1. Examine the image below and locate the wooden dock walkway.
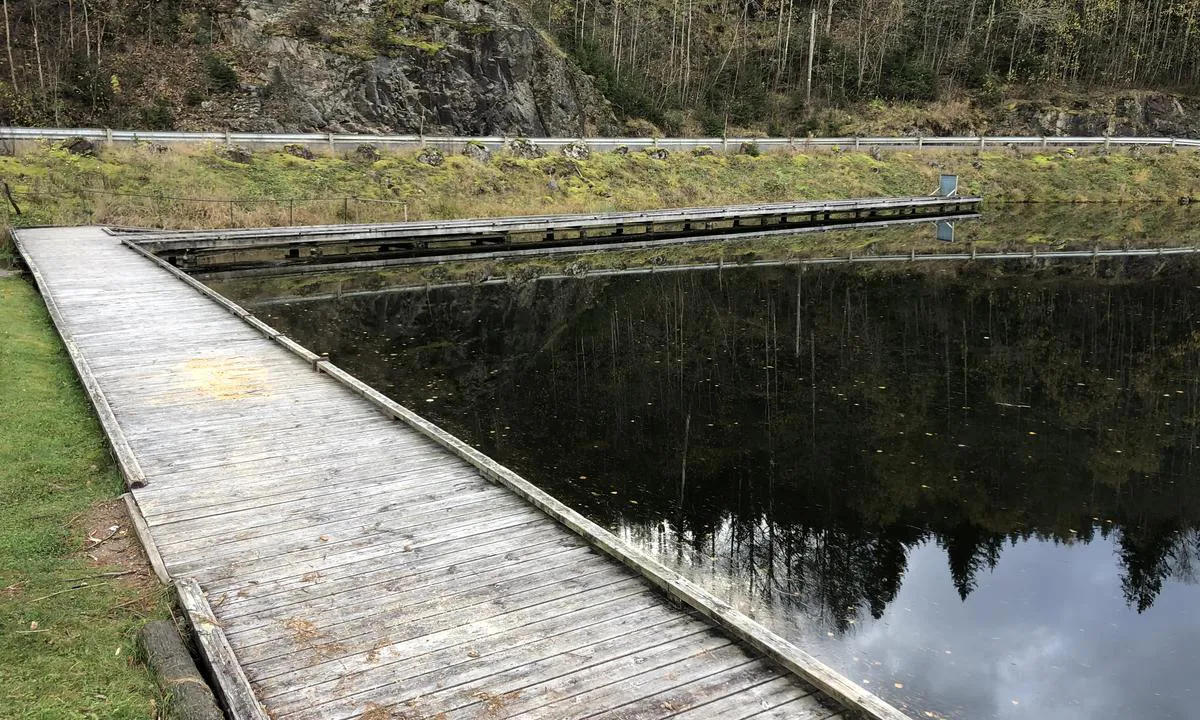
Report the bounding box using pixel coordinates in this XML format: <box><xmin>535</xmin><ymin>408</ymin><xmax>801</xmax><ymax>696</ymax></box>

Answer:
<box><xmin>134</xmin><ymin>196</ymin><xmax>980</xmax><ymax>273</ymax></box>
<box><xmin>15</xmin><ymin>226</ymin><xmax>906</xmax><ymax>720</ymax></box>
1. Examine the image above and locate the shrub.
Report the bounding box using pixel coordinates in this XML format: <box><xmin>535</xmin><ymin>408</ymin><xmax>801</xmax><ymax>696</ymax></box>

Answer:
<box><xmin>140</xmin><ymin>102</ymin><xmax>175</xmax><ymax>130</ymax></box>
<box><xmin>204</xmin><ymin>54</ymin><xmax>239</xmax><ymax>92</ymax></box>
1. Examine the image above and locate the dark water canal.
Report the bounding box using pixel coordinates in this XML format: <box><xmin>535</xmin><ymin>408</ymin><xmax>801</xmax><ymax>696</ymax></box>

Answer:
<box><xmin>231</xmin><ymin>254</ymin><xmax>1200</xmax><ymax>720</ymax></box>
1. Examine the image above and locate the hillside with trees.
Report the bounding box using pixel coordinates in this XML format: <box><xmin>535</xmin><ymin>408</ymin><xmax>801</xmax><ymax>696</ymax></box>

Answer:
<box><xmin>1</xmin><ymin>0</ymin><xmax>1199</xmax><ymax>135</ymax></box>
<box><xmin>538</xmin><ymin>0</ymin><xmax>1200</xmax><ymax>134</ymax></box>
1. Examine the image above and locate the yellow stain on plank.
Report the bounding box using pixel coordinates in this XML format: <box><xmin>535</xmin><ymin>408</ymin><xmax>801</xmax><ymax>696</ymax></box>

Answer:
<box><xmin>174</xmin><ymin>356</ymin><xmax>270</xmax><ymax>401</ymax></box>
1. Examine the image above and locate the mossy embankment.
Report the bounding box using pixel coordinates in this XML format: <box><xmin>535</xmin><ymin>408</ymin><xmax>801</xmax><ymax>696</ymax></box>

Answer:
<box><xmin>1</xmin><ymin>142</ymin><xmax>1198</xmax><ymax>236</ymax></box>
<box><xmin>0</xmin><ymin>276</ymin><xmax>170</xmax><ymax>719</ymax></box>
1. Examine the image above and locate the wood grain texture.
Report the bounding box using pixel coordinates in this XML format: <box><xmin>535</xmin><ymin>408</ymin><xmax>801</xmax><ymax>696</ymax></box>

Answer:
<box><xmin>14</xmin><ymin>226</ymin><xmax>899</xmax><ymax>720</ymax></box>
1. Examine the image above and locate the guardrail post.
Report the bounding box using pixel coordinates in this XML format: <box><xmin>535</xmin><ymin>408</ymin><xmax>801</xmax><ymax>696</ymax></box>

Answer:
<box><xmin>105</xmin><ymin>127</ymin><xmax>113</xmax><ymax>147</ymax></box>
<box><xmin>225</xmin><ymin>130</ymin><xmax>232</xmax><ymax>145</ymax></box>
<box><xmin>1104</xmin><ymin>135</ymin><xmax>1111</xmax><ymax>149</ymax></box>
<box><xmin>1041</xmin><ymin>136</ymin><xmax>1047</xmax><ymax>148</ymax></box>
<box><xmin>979</xmin><ymin>137</ymin><xmax>985</xmax><ymax>149</ymax></box>
<box><xmin>1172</xmin><ymin>138</ymin><xmax>1178</xmax><ymax>148</ymax></box>
<box><xmin>853</xmin><ymin>136</ymin><xmax>860</xmax><ymax>150</ymax></box>
<box><xmin>917</xmin><ymin>136</ymin><xmax>924</xmax><ymax>148</ymax></box>
<box><xmin>789</xmin><ymin>137</ymin><xmax>795</xmax><ymax>152</ymax></box>
<box><xmin>328</xmin><ymin>132</ymin><xmax>335</xmax><ymax>155</ymax></box>
<box><xmin>722</xmin><ymin>136</ymin><xmax>728</xmax><ymax>154</ymax></box>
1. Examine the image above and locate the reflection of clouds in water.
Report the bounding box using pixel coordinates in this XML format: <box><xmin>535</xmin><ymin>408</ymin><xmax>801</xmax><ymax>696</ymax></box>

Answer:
<box><xmin>837</xmin><ymin>539</ymin><xmax>1200</xmax><ymax>719</ymax></box>
<box><xmin>625</xmin><ymin>522</ymin><xmax>1200</xmax><ymax>719</ymax></box>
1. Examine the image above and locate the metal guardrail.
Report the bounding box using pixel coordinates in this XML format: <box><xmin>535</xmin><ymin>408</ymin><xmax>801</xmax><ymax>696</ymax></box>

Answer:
<box><xmin>3</xmin><ymin>127</ymin><xmax>1199</xmax><ymax>153</ymax></box>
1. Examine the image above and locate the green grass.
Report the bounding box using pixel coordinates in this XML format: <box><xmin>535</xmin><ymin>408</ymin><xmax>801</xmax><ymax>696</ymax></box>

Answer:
<box><xmin>2</xmin><ymin>143</ymin><xmax>1198</xmax><ymax>231</ymax></box>
<box><xmin>0</xmin><ymin>276</ymin><xmax>168</xmax><ymax>719</ymax></box>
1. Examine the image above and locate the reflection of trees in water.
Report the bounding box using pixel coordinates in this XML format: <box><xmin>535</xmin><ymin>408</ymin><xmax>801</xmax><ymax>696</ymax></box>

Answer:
<box><xmin>254</xmin><ymin>259</ymin><xmax>1200</xmax><ymax>624</ymax></box>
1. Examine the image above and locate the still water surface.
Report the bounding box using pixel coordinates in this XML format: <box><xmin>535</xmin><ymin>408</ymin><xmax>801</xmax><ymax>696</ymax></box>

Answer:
<box><xmin>232</xmin><ymin>254</ymin><xmax>1200</xmax><ymax>719</ymax></box>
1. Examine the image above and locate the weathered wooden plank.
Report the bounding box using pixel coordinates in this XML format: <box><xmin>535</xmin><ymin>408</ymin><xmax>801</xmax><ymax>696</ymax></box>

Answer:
<box><xmin>211</xmin><ymin>524</ymin><xmax>571</xmax><ymax>622</ymax></box>
<box><xmin>440</xmin><ymin>632</ymin><xmax>744</xmax><ymax>719</ymax></box>
<box><xmin>258</xmin><ymin>576</ymin><xmax>648</xmax><ymax>710</ymax></box>
<box><xmin>142</xmin><ymin>457</ymin><xmax>469</xmax><ymax>522</ymax></box>
<box><xmin>285</xmin><ymin>612</ymin><xmax>709</xmax><ymax>720</ymax></box>
<box><xmin>122</xmin><ymin>492</ymin><xmax>171</xmax><ymax>584</ymax></box>
<box><xmin>219</xmin><ymin>533</ymin><xmax>585</xmax><ymax>636</ymax></box>
<box><xmin>669</xmin><ymin>676</ymin><xmax>818</xmax><ymax>719</ymax></box>
<box><xmin>176</xmin><ymin>578</ymin><xmax>270</xmax><ymax>720</ymax></box>
<box><xmin>747</xmin><ymin>697</ymin><xmax>843</xmax><ymax>719</ymax></box>
<box><xmin>583</xmin><ymin>660</ymin><xmax>790</xmax><ymax>720</ymax></box>
<box><xmin>171</xmin><ymin>508</ymin><xmax>547</xmax><ymax>584</ymax></box>
<box><xmin>147</xmin><ymin>469</ymin><xmax>480</xmax><ymax>544</ymax></box>
<box><xmin>269</xmin><ymin>591</ymin><xmax>677</xmax><ymax>718</ymax></box>
<box><xmin>136</xmin><ymin>452</ymin><xmax>464</xmax><ymax>517</ymax></box>
<box><xmin>152</xmin><ymin>476</ymin><xmax>502</xmax><ymax>553</ymax></box>
<box><xmin>161</xmin><ymin>494</ymin><xmax>537</xmax><ymax>580</ymax></box>
<box><xmin>234</xmin><ymin>546</ymin><xmax>606</xmax><ymax>666</ymax></box>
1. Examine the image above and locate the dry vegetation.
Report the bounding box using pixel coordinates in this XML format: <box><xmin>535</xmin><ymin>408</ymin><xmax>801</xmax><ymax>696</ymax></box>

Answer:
<box><xmin>1</xmin><ymin>140</ymin><xmax>1198</xmax><ymax>238</ymax></box>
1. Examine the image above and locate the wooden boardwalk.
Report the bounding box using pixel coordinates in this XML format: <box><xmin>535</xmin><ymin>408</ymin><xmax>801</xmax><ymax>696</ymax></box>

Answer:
<box><xmin>135</xmin><ymin>195</ymin><xmax>980</xmax><ymax>274</ymax></box>
<box><xmin>15</xmin><ymin>226</ymin><xmax>901</xmax><ymax>720</ymax></box>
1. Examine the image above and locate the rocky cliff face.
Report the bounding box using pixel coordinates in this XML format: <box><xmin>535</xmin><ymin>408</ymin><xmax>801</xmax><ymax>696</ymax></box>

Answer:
<box><xmin>992</xmin><ymin>93</ymin><xmax>1200</xmax><ymax>137</ymax></box>
<box><xmin>210</xmin><ymin>0</ymin><xmax>617</xmax><ymax>135</ymax></box>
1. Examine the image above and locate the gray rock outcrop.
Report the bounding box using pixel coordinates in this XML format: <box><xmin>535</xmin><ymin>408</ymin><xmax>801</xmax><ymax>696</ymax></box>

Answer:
<box><xmin>221</xmin><ymin>0</ymin><xmax>617</xmax><ymax>136</ymax></box>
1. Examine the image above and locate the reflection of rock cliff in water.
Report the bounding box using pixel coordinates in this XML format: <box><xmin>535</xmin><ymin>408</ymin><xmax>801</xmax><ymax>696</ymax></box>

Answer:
<box><xmin>221</xmin><ymin>0</ymin><xmax>617</xmax><ymax>135</ymax></box>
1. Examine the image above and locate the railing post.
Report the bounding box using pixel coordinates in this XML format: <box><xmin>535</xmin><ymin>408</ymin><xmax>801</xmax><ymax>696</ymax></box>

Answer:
<box><xmin>1041</xmin><ymin>136</ymin><xmax>1047</xmax><ymax>148</ymax></box>
<box><xmin>1105</xmin><ymin>135</ymin><xmax>1111</xmax><ymax>149</ymax></box>
<box><xmin>979</xmin><ymin>136</ymin><xmax>985</xmax><ymax>149</ymax></box>
<box><xmin>105</xmin><ymin>127</ymin><xmax>114</xmax><ymax>147</ymax></box>
<box><xmin>328</xmin><ymin>132</ymin><xmax>335</xmax><ymax>155</ymax></box>
<box><xmin>917</xmin><ymin>136</ymin><xmax>924</xmax><ymax>148</ymax></box>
